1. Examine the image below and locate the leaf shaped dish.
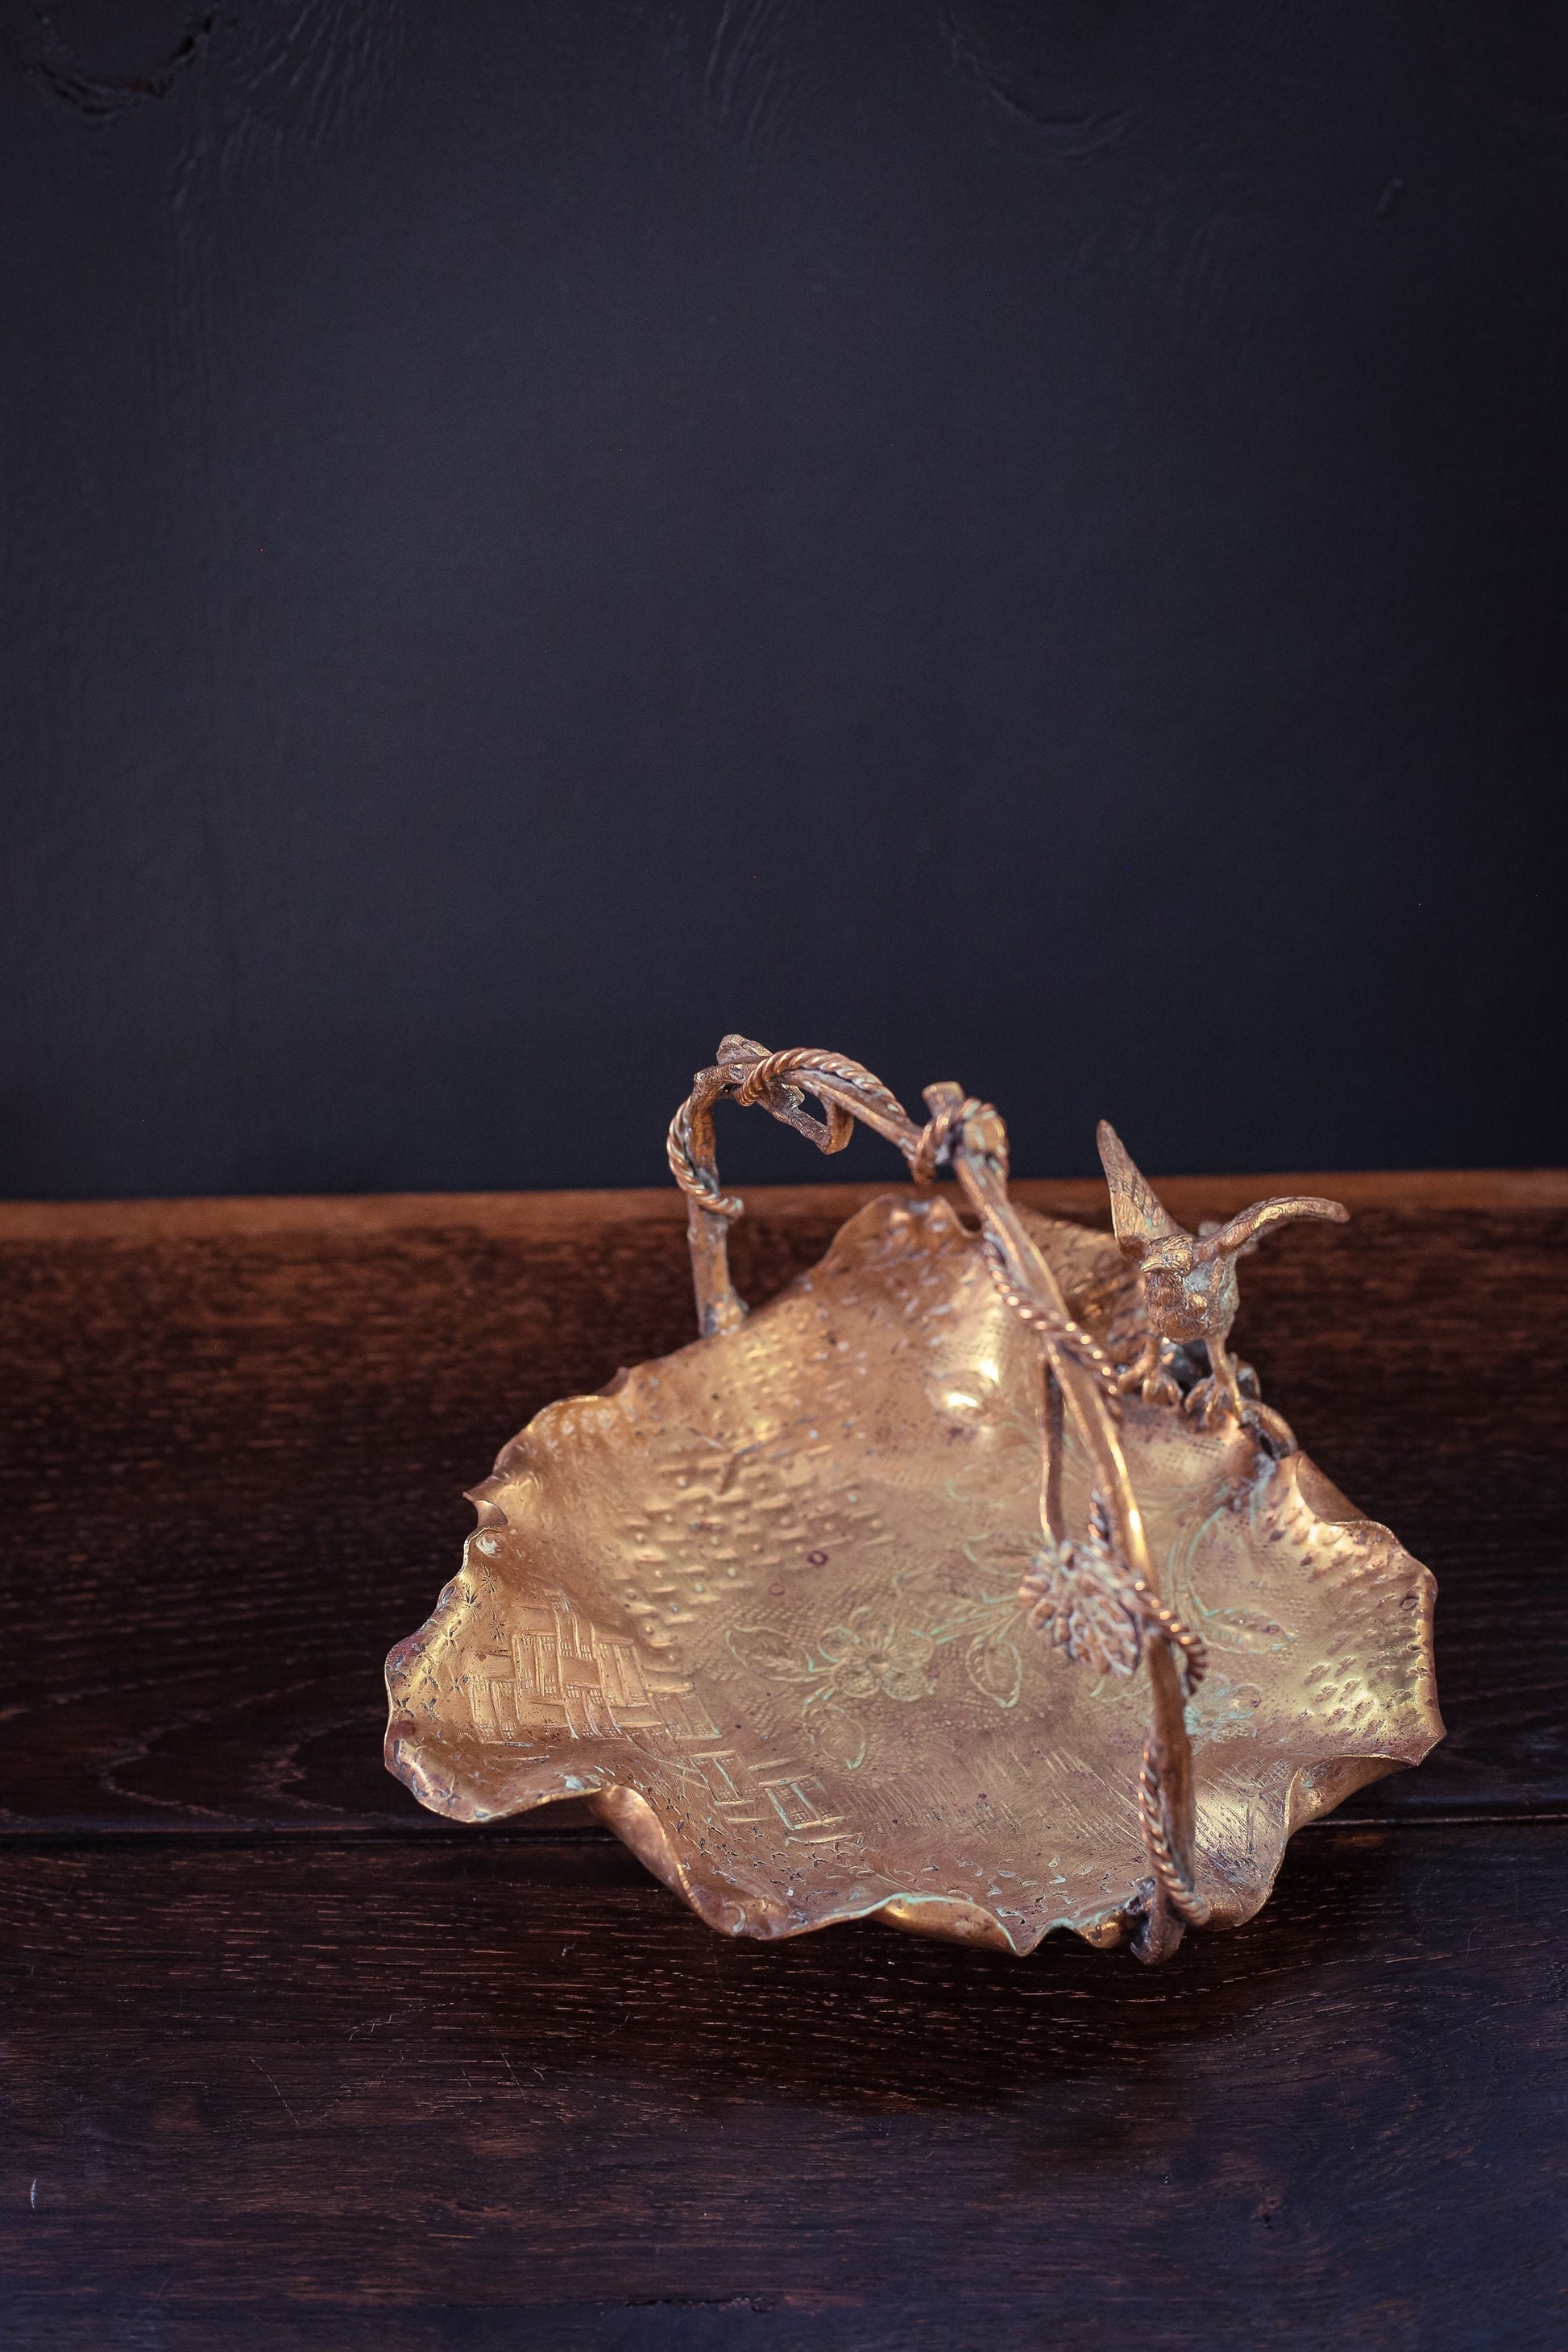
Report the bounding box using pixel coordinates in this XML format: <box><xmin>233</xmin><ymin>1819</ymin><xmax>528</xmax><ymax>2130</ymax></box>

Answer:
<box><xmin>386</xmin><ymin>1046</ymin><xmax>1441</xmax><ymax>1960</ymax></box>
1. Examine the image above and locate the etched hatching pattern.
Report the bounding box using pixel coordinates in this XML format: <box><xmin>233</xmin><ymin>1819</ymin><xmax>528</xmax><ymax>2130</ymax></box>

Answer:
<box><xmin>388</xmin><ymin>1551</ymin><xmax>852</xmax><ymax>1865</ymax></box>
<box><xmin>1298</xmin><ymin>1514</ymin><xmax>1436</xmax><ymax>1741</ymax></box>
<box><xmin>387</xmin><ymin>1194</ymin><xmax>1441</xmax><ymax>1948</ymax></box>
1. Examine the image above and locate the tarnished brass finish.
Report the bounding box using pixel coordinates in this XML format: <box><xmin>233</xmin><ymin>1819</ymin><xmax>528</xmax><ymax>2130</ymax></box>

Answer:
<box><xmin>386</xmin><ymin>1040</ymin><xmax>1441</xmax><ymax>1960</ymax></box>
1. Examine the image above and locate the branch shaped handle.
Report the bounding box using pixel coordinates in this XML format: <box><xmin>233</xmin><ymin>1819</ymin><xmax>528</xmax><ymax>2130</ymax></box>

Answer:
<box><xmin>667</xmin><ymin>1036</ymin><xmax>1208</xmax><ymax>1960</ymax></box>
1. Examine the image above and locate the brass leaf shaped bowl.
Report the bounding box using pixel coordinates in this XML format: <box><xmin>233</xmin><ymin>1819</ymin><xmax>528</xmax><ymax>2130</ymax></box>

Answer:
<box><xmin>387</xmin><ymin>1042</ymin><xmax>1441</xmax><ymax>1960</ymax></box>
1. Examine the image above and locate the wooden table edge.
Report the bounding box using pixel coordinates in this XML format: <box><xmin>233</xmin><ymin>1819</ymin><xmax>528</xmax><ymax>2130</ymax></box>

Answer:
<box><xmin>0</xmin><ymin>1167</ymin><xmax>1563</xmax><ymax>1243</ymax></box>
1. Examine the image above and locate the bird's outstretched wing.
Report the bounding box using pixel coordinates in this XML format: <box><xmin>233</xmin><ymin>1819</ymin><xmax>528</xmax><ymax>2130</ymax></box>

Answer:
<box><xmin>1096</xmin><ymin>1121</ymin><xmax>1184</xmax><ymax>1259</ymax></box>
<box><xmin>1209</xmin><ymin>1196</ymin><xmax>1349</xmax><ymax>1258</ymax></box>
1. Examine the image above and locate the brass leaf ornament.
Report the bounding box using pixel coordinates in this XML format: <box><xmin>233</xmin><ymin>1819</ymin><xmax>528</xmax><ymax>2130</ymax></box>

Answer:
<box><xmin>386</xmin><ymin>1040</ymin><xmax>1441</xmax><ymax>1961</ymax></box>
<box><xmin>1019</xmin><ymin>1500</ymin><xmax>1149</xmax><ymax>1680</ymax></box>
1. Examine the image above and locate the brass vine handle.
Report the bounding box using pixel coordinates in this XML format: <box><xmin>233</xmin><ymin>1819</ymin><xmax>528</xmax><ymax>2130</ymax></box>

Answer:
<box><xmin>666</xmin><ymin>1035</ymin><xmax>1209</xmax><ymax>1960</ymax></box>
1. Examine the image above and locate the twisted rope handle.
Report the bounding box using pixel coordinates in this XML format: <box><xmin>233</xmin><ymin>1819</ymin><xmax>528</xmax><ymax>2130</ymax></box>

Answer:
<box><xmin>666</xmin><ymin>1036</ymin><xmax>1205</xmax><ymax>1960</ymax></box>
<box><xmin>666</xmin><ymin>1038</ymin><xmax>913</xmax><ymax>1242</ymax></box>
<box><xmin>981</xmin><ymin>1248</ymin><xmax>1126</xmax><ymax>1404</ymax></box>
<box><xmin>666</xmin><ymin>1099</ymin><xmax>745</xmax><ymax>1224</ymax></box>
<box><xmin>1139</xmin><ymin>1746</ymin><xmax>1212</xmax><ymax>1925</ymax></box>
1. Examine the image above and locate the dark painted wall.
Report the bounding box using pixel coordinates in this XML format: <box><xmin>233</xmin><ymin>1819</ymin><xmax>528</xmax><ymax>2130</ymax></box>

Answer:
<box><xmin>3</xmin><ymin>2</ymin><xmax>1565</xmax><ymax>1199</ymax></box>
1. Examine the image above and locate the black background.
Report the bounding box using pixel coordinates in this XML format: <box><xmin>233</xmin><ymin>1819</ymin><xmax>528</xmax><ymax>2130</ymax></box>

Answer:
<box><xmin>3</xmin><ymin>1</ymin><xmax>1565</xmax><ymax>1201</ymax></box>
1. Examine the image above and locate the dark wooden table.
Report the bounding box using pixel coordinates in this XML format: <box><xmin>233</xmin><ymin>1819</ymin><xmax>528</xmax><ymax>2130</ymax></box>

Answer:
<box><xmin>1</xmin><ymin>1173</ymin><xmax>1564</xmax><ymax>2350</ymax></box>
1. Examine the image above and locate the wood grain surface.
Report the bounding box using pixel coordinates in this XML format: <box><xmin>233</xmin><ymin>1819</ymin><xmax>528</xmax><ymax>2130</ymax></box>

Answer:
<box><xmin>2</xmin><ymin>1826</ymin><xmax>1563</xmax><ymax>2350</ymax></box>
<box><xmin>1</xmin><ymin>1178</ymin><xmax>1564</xmax><ymax>2346</ymax></box>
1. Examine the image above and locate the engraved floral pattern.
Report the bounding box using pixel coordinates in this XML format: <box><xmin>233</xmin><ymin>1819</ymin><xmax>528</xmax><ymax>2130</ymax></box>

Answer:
<box><xmin>727</xmin><ymin>1592</ymin><xmax>1031</xmax><ymax>1769</ymax></box>
<box><xmin>1184</xmin><ymin>1673</ymin><xmax>1264</xmax><ymax>1741</ymax></box>
<box><xmin>1168</xmin><ymin>1483</ymin><xmax>1300</xmax><ymax>1656</ymax></box>
<box><xmin>816</xmin><ymin>1618</ymin><xmax>936</xmax><ymax>1703</ymax></box>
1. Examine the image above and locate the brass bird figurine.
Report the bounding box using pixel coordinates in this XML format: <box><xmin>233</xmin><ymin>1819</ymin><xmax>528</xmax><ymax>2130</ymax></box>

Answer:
<box><xmin>1097</xmin><ymin>1122</ymin><xmax>1349</xmax><ymax>1428</ymax></box>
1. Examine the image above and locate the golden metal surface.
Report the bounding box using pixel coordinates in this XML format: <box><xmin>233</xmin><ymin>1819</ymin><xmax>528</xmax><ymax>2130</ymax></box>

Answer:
<box><xmin>386</xmin><ymin>1042</ymin><xmax>1441</xmax><ymax>1960</ymax></box>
